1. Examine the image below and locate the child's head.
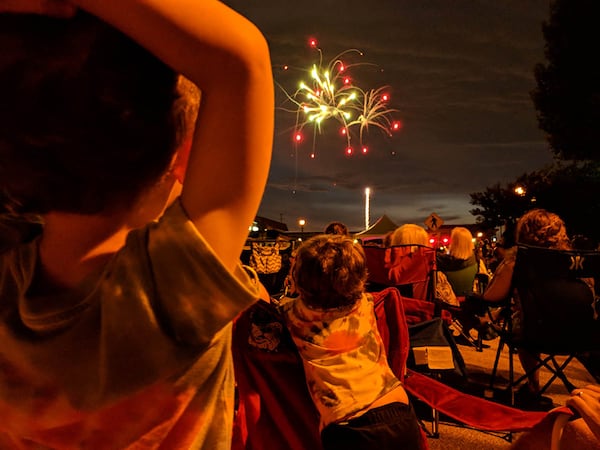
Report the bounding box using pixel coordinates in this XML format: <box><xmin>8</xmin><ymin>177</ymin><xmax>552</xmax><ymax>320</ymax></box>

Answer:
<box><xmin>323</xmin><ymin>221</ymin><xmax>349</xmax><ymax>236</ymax></box>
<box><xmin>292</xmin><ymin>234</ymin><xmax>367</xmax><ymax>310</ymax></box>
<box><xmin>0</xmin><ymin>12</ymin><xmax>199</xmax><ymax>215</ymax></box>
<box><xmin>448</xmin><ymin>227</ymin><xmax>474</xmax><ymax>259</ymax></box>
<box><xmin>516</xmin><ymin>209</ymin><xmax>570</xmax><ymax>250</ymax></box>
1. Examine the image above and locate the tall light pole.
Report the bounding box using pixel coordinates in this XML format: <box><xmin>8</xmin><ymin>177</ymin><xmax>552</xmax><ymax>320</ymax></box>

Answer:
<box><xmin>364</xmin><ymin>187</ymin><xmax>371</xmax><ymax>230</ymax></box>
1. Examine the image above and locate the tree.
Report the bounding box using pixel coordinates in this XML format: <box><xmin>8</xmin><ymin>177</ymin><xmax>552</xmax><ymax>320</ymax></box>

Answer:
<box><xmin>470</xmin><ymin>163</ymin><xmax>600</xmax><ymax>245</ymax></box>
<box><xmin>531</xmin><ymin>0</ymin><xmax>600</xmax><ymax>162</ymax></box>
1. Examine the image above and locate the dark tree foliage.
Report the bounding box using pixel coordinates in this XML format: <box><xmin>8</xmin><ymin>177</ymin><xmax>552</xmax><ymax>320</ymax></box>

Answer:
<box><xmin>470</xmin><ymin>163</ymin><xmax>600</xmax><ymax>246</ymax></box>
<box><xmin>531</xmin><ymin>0</ymin><xmax>600</xmax><ymax>162</ymax></box>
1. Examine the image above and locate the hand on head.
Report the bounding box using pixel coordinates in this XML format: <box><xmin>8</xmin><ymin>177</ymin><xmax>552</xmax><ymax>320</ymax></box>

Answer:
<box><xmin>0</xmin><ymin>0</ymin><xmax>76</xmax><ymax>17</ymax></box>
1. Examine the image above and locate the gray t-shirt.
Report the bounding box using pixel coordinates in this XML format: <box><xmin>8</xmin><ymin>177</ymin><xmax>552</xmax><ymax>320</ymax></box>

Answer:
<box><xmin>0</xmin><ymin>198</ymin><xmax>258</xmax><ymax>449</ymax></box>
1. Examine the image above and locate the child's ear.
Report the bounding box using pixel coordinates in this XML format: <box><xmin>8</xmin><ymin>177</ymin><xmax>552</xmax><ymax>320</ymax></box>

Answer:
<box><xmin>172</xmin><ymin>138</ymin><xmax>192</xmax><ymax>183</ymax></box>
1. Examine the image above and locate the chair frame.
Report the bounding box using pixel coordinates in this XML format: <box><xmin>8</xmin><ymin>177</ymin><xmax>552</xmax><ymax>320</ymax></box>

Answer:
<box><xmin>488</xmin><ymin>244</ymin><xmax>600</xmax><ymax>405</ymax></box>
<box><xmin>363</xmin><ymin>244</ymin><xmax>438</xmax><ymax>301</ymax></box>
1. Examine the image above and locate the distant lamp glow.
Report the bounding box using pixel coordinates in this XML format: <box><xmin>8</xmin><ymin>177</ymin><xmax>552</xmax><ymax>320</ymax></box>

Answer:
<box><xmin>514</xmin><ymin>186</ymin><xmax>526</xmax><ymax>196</ymax></box>
<box><xmin>298</xmin><ymin>218</ymin><xmax>306</xmax><ymax>233</ymax></box>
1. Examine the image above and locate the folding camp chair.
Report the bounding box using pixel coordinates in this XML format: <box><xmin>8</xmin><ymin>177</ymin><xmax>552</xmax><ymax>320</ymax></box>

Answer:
<box><xmin>364</xmin><ymin>244</ymin><xmax>485</xmax><ymax>351</ymax></box>
<box><xmin>231</xmin><ymin>287</ymin><xmax>429</xmax><ymax>450</ymax></box>
<box><xmin>231</xmin><ymin>286</ymin><xmax>575</xmax><ymax>449</ymax></box>
<box><xmin>489</xmin><ymin>244</ymin><xmax>600</xmax><ymax>406</ymax></box>
<box><xmin>363</xmin><ymin>244</ymin><xmax>437</xmax><ymax>301</ymax></box>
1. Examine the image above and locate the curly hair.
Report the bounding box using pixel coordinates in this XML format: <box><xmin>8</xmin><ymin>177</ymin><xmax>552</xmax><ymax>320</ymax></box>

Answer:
<box><xmin>0</xmin><ymin>11</ymin><xmax>199</xmax><ymax>215</ymax></box>
<box><xmin>516</xmin><ymin>209</ymin><xmax>570</xmax><ymax>250</ymax></box>
<box><xmin>292</xmin><ymin>234</ymin><xmax>367</xmax><ymax>310</ymax></box>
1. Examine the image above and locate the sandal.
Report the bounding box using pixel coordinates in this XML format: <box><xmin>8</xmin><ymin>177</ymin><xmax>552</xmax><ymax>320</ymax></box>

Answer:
<box><xmin>477</xmin><ymin>323</ymin><xmax>499</xmax><ymax>341</ymax></box>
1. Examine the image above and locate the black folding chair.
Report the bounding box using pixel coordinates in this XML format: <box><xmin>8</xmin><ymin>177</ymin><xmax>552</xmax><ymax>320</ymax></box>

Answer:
<box><xmin>489</xmin><ymin>244</ymin><xmax>600</xmax><ymax>405</ymax></box>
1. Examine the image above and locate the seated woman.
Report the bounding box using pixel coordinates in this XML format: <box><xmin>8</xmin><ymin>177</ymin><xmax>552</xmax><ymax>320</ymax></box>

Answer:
<box><xmin>437</xmin><ymin>227</ymin><xmax>482</xmax><ymax>296</ymax></box>
<box><xmin>386</xmin><ymin>224</ymin><xmax>432</xmax><ymax>299</ymax></box>
<box><xmin>466</xmin><ymin>209</ymin><xmax>583</xmax><ymax>408</ymax></box>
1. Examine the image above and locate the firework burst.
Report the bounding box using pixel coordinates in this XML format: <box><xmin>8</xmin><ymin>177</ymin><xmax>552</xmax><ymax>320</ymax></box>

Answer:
<box><xmin>277</xmin><ymin>38</ymin><xmax>402</xmax><ymax>158</ymax></box>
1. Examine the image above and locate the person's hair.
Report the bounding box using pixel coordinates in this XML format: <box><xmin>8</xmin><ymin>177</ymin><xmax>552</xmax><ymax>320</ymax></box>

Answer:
<box><xmin>516</xmin><ymin>209</ymin><xmax>570</xmax><ymax>250</ymax></box>
<box><xmin>389</xmin><ymin>224</ymin><xmax>429</xmax><ymax>247</ymax></box>
<box><xmin>292</xmin><ymin>234</ymin><xmax>367</xmax><ymax>310</ymax></box>
<box><xmin>0</xmin><ymin>11</ymin><xmax>200</xmax><ymax>215</ymax></box>
<box><xmin>498</xmin><ymin>221</ymin><xmax>517</xmax><ymax>249</ymax></box>
<box><xmin>324</xmin><ymin>221</ymin><xmax>349</xmax><ymax>236</ymax></box>
<box><xmin>448</xmin><ymin>227</ymin><xmax>474</xmax><ymax>260</ymax></box>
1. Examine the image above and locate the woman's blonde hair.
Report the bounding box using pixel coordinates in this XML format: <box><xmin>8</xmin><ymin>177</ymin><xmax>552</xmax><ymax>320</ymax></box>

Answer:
<box><xmin>389</xmin><ymin>224</ymin><xmax>429</xmax><ymax>247</ymax></box>
<box><xmin>516</xmin><ymin>209</ymin><xmax>570</xmax><ymax>250</ymax></box>
<box><xmin>448</xmin><ymin>227</ymin><xmax>474</xmax><ymax>260</ymax></box>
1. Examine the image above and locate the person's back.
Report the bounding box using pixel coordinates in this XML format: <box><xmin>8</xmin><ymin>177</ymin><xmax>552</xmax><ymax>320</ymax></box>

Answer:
<box><xmin>437</xmin><ymin>227</ymin><xmax>478</xmax><ymax>296</ymax></box>
<box><xmin>280</xmin><ymin>234</ymin><xmax>422</xmax><ymax>450</ymax></box>
<box><xmin>0</xmin><ymin>2</ymin><xmax>273</xmax><ymax>448</ymax></box>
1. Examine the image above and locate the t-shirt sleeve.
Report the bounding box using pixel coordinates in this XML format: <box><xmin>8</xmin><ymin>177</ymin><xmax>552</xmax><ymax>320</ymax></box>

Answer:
<box><xmin>146</xmin><ymin>198</ymin><xmax>260</xmax><ymax>346</ymax></box>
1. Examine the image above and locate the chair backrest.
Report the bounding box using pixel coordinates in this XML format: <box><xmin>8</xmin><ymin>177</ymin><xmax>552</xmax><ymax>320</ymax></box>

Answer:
<box><xmin>512</xmin><ymin>244</ymin><xmax>600</xmax><ymax>353</ymax></box>
<box><xmin>364</xmin><ymin>245</ymin><xmax>437</xmax><ymax>300</ymax></box>
<box><xmin>442</xmin><ymin>262</ymin><xmax>478</xmax><ymax>297</ymax></box>
<box><xmin>231</xmin><ymin>287</ymin><xmax>416</xmax><ymax>450</ymax></box>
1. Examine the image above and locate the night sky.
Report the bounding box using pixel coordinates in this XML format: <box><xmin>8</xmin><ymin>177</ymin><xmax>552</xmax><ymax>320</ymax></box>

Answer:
<box><xmin>223</xmin><ymin>0</ymin><xmax>554</xmax><ymax>232</ymax></box>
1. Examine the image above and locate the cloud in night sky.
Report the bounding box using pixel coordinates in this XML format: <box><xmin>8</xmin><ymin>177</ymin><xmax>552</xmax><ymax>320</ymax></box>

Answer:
<box><xmin>223</xmin><ymin>0</ymin><xmax>555</xmax><ymax>232</ymax></box>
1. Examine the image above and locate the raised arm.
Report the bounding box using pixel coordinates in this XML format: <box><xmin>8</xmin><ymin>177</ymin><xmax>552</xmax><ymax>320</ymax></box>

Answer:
<box><xmin>75</xmin><ymin>0</ymin><xmax>274</xmax><ymax>270</ymax></box>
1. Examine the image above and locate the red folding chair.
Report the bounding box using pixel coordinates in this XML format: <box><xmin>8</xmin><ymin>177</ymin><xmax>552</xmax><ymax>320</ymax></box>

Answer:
<box><xmin>364</xmin><ymin>245</ymin><xmax>437</xmax><ymax>301</ymax></box>
<box><xmin>231</xmin><ymin>287</ymin><xmax>429</xmax><ymax>450</ymax></box>
<box><xmin>231</xmin><ymin>287</ymin><xmax>573</xmax><ymax>449</ymax></box>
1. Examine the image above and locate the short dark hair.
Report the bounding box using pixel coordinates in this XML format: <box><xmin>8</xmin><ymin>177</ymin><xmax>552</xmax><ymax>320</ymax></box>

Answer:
<box><xmin>0</xmin><ymin>11</ymin><xmax>199</xmax><ymax>214</ymax></box>
<box><xmin>324</xmin><ymin>221</ymin><xmax>349</xmax><ymax>236</ymax></box>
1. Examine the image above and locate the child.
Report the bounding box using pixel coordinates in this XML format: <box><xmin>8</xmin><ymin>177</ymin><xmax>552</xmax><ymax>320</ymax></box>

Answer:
<box><xmin>280</xmin><ymin>234</ymin><xmax>422</xmax><ymax>450</ymax></box>
<box><xmin>0</xmin><ymin>1</ymin><xmax>273</xmax><ymax>448</ymax></box>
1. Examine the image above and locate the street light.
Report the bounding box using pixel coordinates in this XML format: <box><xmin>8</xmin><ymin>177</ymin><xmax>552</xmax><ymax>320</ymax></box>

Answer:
<box><xmin>298</xmin><ymin>218</ymin><xmax>306</xmax><ymax>233</ymax></box>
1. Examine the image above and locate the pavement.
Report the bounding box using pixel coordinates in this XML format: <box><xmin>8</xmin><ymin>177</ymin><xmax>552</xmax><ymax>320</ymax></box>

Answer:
<box><xmin>416</xmin><ymin>329</ymin><xmax>597</xmax><ymax>450</ymax></box>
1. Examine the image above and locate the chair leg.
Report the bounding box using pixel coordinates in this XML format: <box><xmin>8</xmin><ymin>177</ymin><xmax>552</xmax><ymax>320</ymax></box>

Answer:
<box><xmin>488</xmin><ymin>316</ymin><xmax>511</xmax><ymax>392</ymax></box>
<box><xmin>509</xmin><ymin>345</ymin><xmax>515</xmax><ymax>407</ymax></box>
<box><xmin>451</xmin><ymin>319</ymin><xmax>482</xmax><ymax>351</ymax></box>
<box><xmin>512</xmin><ymin>353</ymin><xmax>578</xmax><ymax>396</ymax></box>
<box><xmin>488</xmin><ymin>336</ymin><xmax>505</xmax><ymax>390</ymax></box>
<box><xmin>538</xmin><ymin>355</ymin><xmax>577</xmax><ymax>394</ymax></box>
